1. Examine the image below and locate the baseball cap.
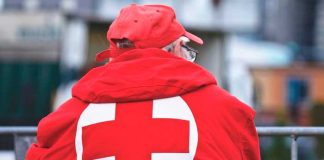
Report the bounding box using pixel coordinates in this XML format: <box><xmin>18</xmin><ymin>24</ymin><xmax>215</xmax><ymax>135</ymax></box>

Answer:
<box><xmin>96</xmin><ymin>4</ymin><xmax>203</xmax><ymax>62</ymax></box>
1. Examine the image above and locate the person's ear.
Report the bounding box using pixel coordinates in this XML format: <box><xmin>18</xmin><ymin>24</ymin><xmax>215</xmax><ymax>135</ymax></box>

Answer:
<box><xmin>173</xmin><ymin>39</ymin><xmax>182</xmax><ymax>57</ymax></box>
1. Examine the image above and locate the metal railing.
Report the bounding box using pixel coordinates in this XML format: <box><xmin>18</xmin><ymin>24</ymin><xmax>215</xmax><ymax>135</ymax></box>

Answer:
<box><xmin>0</xmin><ymin>127</ymin><xmax>37</xmax><ymax>160</ymax></box>
<box><xmin>1</xmin><ymin>126</ymin><xmax>324</xmax><ymax>160</ymax></box>
<box><xmin>257</xmin><ymin>127</ymin><xmax>324</xmax><ymax>160</ymax></box>
<box><xmin>0</xmin><ymin>127</ymin><xmax>37</xmax><ymax>134</ymax></box>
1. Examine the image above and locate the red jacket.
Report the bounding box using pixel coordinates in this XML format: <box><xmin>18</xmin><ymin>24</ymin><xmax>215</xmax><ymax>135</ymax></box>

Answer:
<box><xmin>26</xmin><ymin>48</ymin><xmax>260</xmax><ymax>160</ymax></box>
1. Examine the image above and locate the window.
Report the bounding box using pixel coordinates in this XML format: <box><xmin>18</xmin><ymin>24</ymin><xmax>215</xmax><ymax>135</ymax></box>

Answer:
<box><xmin>39</xmin><ymin>0</ymin><xmax>61</xmax><ymax>10</ymax></box>
<box><xmin>286</xmin><ymin>76</ymin><xmax>309</xmax><ymax>123</ymax></box>
<box><xmin>3</xmin><ymin>0</ymin><xmax>23</xmax><ymax>10</ymax></box>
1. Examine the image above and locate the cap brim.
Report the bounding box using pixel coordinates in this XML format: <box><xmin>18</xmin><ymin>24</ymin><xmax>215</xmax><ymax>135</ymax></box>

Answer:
<box><xmin>184</xmin><ymin>31</ymin><xmax>203</xmax><ymax>45</ymax></box>
<box><xmin>95</xmin><ymin>49</ymin><xmax>111</xmax><ymax>62</ymax></box>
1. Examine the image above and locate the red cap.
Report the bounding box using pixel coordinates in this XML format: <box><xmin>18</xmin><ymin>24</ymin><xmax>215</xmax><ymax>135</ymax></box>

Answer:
<box><xmin>96</xmin><ymin>4</ymin><xmax>203</xmax><ymax>62</ymax></box>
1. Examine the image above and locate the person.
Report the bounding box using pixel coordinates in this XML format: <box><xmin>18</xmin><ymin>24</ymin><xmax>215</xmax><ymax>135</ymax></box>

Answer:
<box><xmin>26</xmin><ymin>4</ymin><xmax>260</xmax><ymax>160</ymax></box>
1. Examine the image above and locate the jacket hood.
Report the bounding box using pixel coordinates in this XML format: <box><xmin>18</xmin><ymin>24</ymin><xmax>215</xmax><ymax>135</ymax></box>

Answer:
<box><xmin>72</xmin><ymin>48</ymin><xmax>217</xmax><ymax>103</ymax></box>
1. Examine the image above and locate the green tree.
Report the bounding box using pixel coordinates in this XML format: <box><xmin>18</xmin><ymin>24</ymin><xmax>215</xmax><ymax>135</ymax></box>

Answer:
<box><xmin>310</xmin><ymin>102</ymin><xmax>324</xmax><ymax>159</ymax></box>
<box><xmin>264</xmin><ymin>118</ymin><xmax>290</xmax><ymax>160</ymax></box>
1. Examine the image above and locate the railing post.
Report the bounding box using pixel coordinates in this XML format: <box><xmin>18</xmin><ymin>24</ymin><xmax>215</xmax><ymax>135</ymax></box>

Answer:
<box><xmin>13</xmin><ymin>133</ymin><xmax>36</xmax><ymax>160</ymax></box>
<box><xmin>291</xmin><ymin>135</ymin><xmax>298</xmax><ymax>160</ymax></box>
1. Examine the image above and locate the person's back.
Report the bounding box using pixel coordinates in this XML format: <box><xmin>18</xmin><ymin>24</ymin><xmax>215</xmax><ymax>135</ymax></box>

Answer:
<box><xmin>26</xmin><ymin>4</ymin><xmax>260</xmax><ymax>160</ymax></box>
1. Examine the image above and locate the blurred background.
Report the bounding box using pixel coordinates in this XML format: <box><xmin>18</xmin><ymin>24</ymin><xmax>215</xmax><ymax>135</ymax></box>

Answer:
<box><xmin>0</xmin><ymin>0</ymin><xmax>324</xmax><ymax>159</ymax></box>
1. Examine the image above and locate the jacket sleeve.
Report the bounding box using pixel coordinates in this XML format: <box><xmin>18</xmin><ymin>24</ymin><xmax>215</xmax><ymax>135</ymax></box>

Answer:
<box><xmin>25</xmin><ymin>97</ymin><xmax>88</xmax><ymax>160</ymax></box>
<box><xmin>240</xmin><ymin>114</ymin><xmax>261</xmax><ymax>160</ymax></box>
<box><xmin>234</xmin><ymin>99</ymin><xmax>261</xmax><ymax>160</ymax></box>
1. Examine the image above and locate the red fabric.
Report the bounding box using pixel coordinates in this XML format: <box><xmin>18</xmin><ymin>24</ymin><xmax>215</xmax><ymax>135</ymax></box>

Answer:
<box><xmin>182</xmin><ymin>85</ymin><xmax>260</xmax><ymax>160</ymax></box>
<box><xmin>75</xmin><ymin>48</ymin><xmax>216</xmax><ymax>103</ymax></box>
<box><xmin>26</xmin><ymin>48</ymin><xmax>260</xmax><ymax>160</ymax></box>
<box><xmin>82</xmin><ymin>101</ymin><xmax>189</xmax><ymax>159</ymax></box>
<box><xmin>26</xmin><ymin>98</ymin><xmax>88</xmax><ymax>160</ymax></box>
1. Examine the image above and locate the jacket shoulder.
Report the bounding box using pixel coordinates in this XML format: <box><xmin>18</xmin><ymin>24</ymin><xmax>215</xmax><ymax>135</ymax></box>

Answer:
<box><xmin>181</xmin><ymin>85</ymin><xmax>260</xmax><ymax>160</ymax></box>
<box><xmin>26</xmin><ymin>97</ymin><xmax>88</xmax><ymax>160</ymax></box>
<box><xmin>182</xmin><ymin>85</ymin><xmax>255</xmax><ymax>119</ymax></box>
